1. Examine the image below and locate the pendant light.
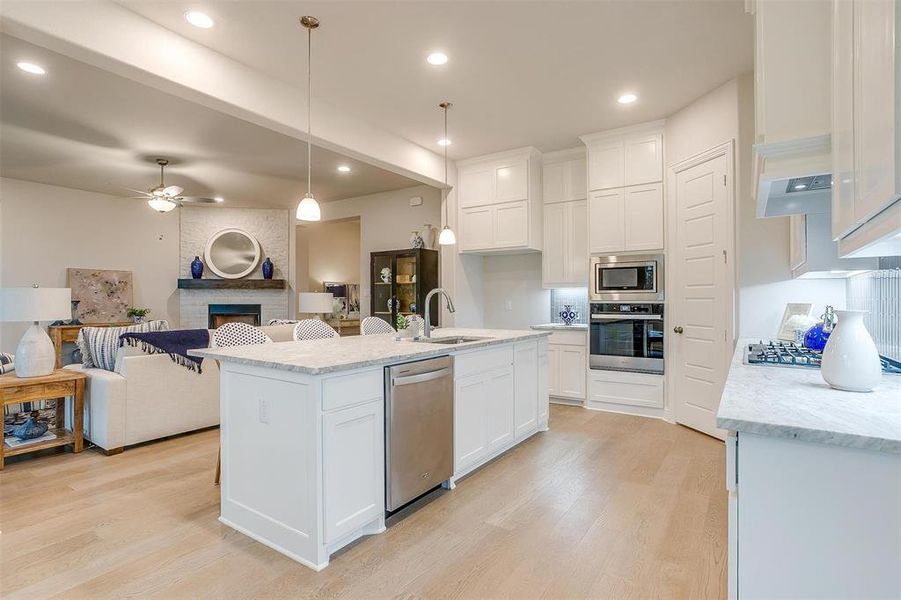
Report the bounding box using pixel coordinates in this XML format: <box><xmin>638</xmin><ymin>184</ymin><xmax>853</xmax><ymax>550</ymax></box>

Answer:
<box><xmin>438</xmin><ymin>101</ymin><xmax>456</xmax><ymax>246</ymax></box>
<box><xmin>296</xmin><ymin>16</ymin><xmax>321</xmax><ymax>222</ymax></box>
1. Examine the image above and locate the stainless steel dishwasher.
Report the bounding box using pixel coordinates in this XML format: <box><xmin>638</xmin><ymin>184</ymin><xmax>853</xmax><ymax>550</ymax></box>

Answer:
<box><xmin>385</xmin><ymin>355</ymin><xmax>454</xmax><ymax>512</ymax></box>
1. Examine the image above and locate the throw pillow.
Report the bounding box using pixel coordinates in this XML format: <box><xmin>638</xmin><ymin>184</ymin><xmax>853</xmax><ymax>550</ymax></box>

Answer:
<box><xmin>0</xmin><ymin>352</ymin><xmax>14</xmax><ymax>374</ymax></box>
<box><xmin>77</xmin><ymin>320</ymin><xmax>169</xmax><ymax>371</ymax></box>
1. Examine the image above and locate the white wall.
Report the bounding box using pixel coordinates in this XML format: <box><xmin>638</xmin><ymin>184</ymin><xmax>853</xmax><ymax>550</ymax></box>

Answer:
<box><xmin>481</xmin><ymin>254</ymin><xmax>550</xmax><ymax>330</ymax></box>
<box><xmin>296</xmin><ymin>218</ymin><xmax>361</xmax><ymax>292</ymax></box>
<box><xmin>318</xmin><ymin>185</ymin><xmax>441</xmax><ymax>318</ymax></box>
<box><xmin>0</xmin><ymin>177</ymin><xmax>179</xmax><ymax>352</ymax></box>
<box><xmin>665</xmin><ymin>76</ymin><xmax>845</xmax><ymax>340</ymax></box>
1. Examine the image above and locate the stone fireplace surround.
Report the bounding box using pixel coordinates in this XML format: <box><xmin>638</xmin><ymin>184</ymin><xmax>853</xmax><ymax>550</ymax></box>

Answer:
<box><xmin>178</xmin><ymin>207</ymin><xmax>290</xmax><ymax>329</ymax></box>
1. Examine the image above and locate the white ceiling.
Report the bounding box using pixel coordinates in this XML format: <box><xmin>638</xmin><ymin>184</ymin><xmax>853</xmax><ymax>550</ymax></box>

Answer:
<box><xmin>121</xmin><ymin>0</ymin><xmax>754</xmax><ymax>159</ymax></box>
<box><xmin>0</xmin><ymin>34</ymin><xmax>423</xmax><ymax>208</ymax></box>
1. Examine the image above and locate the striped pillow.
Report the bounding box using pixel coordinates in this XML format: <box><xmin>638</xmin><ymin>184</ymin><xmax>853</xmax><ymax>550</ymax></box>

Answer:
<box><xmin>0</xmin><ymin>352</ymin><xmax>14</xmax><ymax>374</ymax></box>
<box><xmin>77</xmin><ymin>320</ymin><xmax>169</xmax><ymax>371</ymax></box>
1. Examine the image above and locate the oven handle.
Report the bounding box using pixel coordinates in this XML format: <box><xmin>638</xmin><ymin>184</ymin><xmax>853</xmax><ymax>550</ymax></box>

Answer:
<box><xmin>591</xmin><ymin>314</ymin><xmax>663</xmax><ymax>321</ymax></box>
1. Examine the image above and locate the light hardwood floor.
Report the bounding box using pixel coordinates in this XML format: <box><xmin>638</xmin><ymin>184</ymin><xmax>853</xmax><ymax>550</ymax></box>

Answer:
<box><xmin>0</xmin><ymin>405</ymin><xmax>727</xmax><ymax>599</ymax></box>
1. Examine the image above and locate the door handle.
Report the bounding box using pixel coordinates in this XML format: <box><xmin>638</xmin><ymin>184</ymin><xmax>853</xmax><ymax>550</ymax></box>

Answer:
<box><xmin>392</xmin><ymin>368</ymin><xmax>451</xmax><ymax>387</ymax></box>
<box><xmin>673</xmin><ymin>326</ymin><xmax>684</xmax><ymax>334</ymax></box>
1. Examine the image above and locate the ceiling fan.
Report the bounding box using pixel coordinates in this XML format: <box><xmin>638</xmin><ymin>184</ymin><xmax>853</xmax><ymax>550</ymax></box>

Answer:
<box><xmin>128</xmin><ymin>158</ymin><xmax>222</xmax><ymax>213</ymax></box>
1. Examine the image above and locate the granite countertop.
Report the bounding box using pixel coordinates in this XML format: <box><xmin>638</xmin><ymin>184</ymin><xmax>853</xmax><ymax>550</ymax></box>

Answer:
<box><xmin>716</xmin><ymin>339</ymin><xmax>901</xmax><ymax>454</ymax></box>
<box><xmin>531</xmin><ymin>323</ymin><xmax>589</xmax><ymax>331</ymax></box>
<box><xmin>190</xmin><ymin>328</ymin><xmax>551</xmax><ymax>376</ymax></box>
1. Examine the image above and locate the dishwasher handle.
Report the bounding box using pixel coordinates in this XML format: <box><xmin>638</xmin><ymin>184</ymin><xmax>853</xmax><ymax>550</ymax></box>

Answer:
<box><xmin>392</xmin><ymin>367</ymin><xmax>451</xmax><ymax>387</ymax></box>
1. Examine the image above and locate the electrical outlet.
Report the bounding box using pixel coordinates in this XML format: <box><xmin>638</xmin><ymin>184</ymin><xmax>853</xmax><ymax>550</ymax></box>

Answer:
<box><xmin>259</xmin><ymin>398</ymin><xmax>270</xmax><ymax>424</ymax></box>
<box><xmin>409</xmin><ymin>196</ymin><xmax>423</xmax><ymax>206</ymax></box>
<box><xmin>505</xmin><ymin>299</ymin><xmax>513</xmax><ymax>311</ymax></box>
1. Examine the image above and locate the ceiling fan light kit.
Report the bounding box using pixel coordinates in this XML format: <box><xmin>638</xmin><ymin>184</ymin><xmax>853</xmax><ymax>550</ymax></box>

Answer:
<box><xmin>296</xmin><ymin>15</ymin><xmax>322</xmax><ymax>222</ymax></box>
<box><xmin>135</xmin><ymin>158</ymin><xmax>218</xmax><ymax>212</ymax></box>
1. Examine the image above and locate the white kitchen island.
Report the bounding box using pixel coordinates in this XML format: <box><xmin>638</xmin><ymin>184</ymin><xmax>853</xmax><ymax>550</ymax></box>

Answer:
<box><xmin>191</xmin><ymin>328</ymin><xmax>550</xmax><ymax>571</ymax></box>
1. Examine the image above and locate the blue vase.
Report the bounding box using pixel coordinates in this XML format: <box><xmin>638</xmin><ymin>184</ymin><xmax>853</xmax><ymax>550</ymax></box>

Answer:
<box><xmin>262</xmin><ymin>258</ymin><xmax>274</xmax><ymax>279</ymax></box>
<box><xmin>14</xmin><ymin>416</ymin><xmax>48</xmax><ymax>440</ymax></box>
<box><xmin>558</xmin><ymin>304</ymin><xmax>578</xmax><ymax>326</ymax></box>
<box><xmin>190</xmin><ymin>256</ymin><xmax>204</xmax><ymax>279</ymax></box>
<box><xmin>803</xmin><ymin>323</ymin><xmax>831</xmax><ymax>351</ymax></box>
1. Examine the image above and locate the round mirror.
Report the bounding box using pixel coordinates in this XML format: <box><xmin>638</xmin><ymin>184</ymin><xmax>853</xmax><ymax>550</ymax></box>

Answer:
<box><xmin>204</xmin><ymin>228</ymin><xmax>261</xmax><ymax>279</ymax></box>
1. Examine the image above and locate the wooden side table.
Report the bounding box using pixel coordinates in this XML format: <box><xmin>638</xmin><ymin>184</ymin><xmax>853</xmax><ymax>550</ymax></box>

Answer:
<box><xmin>48</xmin><ymin>322</ymin><xmax>133</xmax><ymax>368</ymax></box>
<box><xmin>0</xmin><ymin>369</ymin><xmax>86</xmax><ymax>470</ymax></box>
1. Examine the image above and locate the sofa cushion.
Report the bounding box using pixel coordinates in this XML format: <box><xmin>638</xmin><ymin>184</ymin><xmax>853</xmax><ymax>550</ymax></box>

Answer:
<box><xmin>77</xmin><ymin>320</ymin><xmax>169</xmax><ymax>372</ymax></box>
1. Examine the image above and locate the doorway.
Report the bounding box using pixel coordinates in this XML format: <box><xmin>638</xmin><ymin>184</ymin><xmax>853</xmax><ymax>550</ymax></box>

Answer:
<box><xmin>667</xmin><ymin>142</ymin><xmax>736</xmax><ymax>440</ymax></box>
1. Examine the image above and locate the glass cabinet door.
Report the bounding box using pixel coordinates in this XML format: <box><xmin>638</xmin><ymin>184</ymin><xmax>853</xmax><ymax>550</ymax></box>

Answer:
<box><xmin>372</xmin><ymin>254</ymin><xmax>394</xmax><ymax>326</ymax></box>
<box><xmin>394</xmin><ymin>253</ymin><xmax>419</xmax><ymax>321</ymax></box>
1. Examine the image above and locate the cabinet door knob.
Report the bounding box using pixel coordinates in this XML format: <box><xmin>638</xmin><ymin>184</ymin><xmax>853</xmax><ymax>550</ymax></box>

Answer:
<box><xmin>673</xmin><ymin>326</ymin><xmax>684</xmax><ymax>334</ymax></box>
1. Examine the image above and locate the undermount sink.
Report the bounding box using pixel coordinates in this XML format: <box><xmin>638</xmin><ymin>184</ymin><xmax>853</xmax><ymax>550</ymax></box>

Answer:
<box><xmin>408</xmin><ymin>336</ymin><xmax>491</xmax><ymax>345</ymax></box>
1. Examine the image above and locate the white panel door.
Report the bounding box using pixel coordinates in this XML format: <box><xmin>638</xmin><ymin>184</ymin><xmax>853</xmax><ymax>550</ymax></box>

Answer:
<box><xmin>513</xmin><ymin>343</ymin><xmax>539</xmax><ymax>440</ymax></box>
<box><xmin>459</xmin><ymin>166</ymin><xmax>493</xmax><ymax>208</ymax></box>
<box><xmin>853</xmin><ymin>0</ymin><xmax>897</xmax><ymax>222</ymax></box>
<box><xmin>589</xmin><ymin>188</ymin><xmax>625</xmax><ymax>253</ymax></box>
<box><xmin>543</xmin><ymin>162</ymin><xmax>567</xmax><ymax>204</ymax></box>
<box><xmin>485</xmin><ymin>367</ymin><xmax>515</xmax><ymax>450</ymax></box>
<box><xmin>588</xmin><ymin>140</ymin><xmax>624</xmax><ymax>191</ymax></box>
<box><xmin>494</xmin><ymin>201</ymin><xmax>529</xmax><ymax>248</ymax></box>
<box><xmin>624</xmin><ymin>133</ymin><xmax>663</xmax><ymax>186</ymax></box>
<box><xmin>623</xmin><ymin>183</ymin><xmax>664</xmax><ymax>251</ymax></box>
<box><xmin>568</xmin><ymin>157</ymin><xmax>588</xmax><ymax>201</ymax></box>
<box><xmin>671</xmin><ymin>150</ymin><xmax>731</xmax><ymax>440</ymax></box>
<box><xmin>568</xmin><ymin>200</ymin><xmax>589</xmax><ymax>282</ymax></box>
<box><xmin>556</xmin><ymin>345</ymin><xmax>586</xmax><ymax>400</ymax></box>
<box><xmin>495</xmin><ymin>159</ymin><xmax>528</xmax><ymax>203</ymax></box>
<box><xmin>454</xmin><ymin>375</ymin><xmax>488</xmax><ymax>471</ymax></box>
<box><xmin>547</xmin><ymin>345</ymin><xmax>560</xmax><ymax>397</ymax></box>
<box><xmin>460</xmin><ymin>205</ymin><xmax>493</xmax><ymax>251</ymax></box>
<box><xmin>542</xmin><ymin>202</ymin><xmax>567</xmax><ymax>286</ymax></box>
<box><xmin>322</xmin><ymin>400</ymin><xmax>384</xmax><ymax>544</ymax></box>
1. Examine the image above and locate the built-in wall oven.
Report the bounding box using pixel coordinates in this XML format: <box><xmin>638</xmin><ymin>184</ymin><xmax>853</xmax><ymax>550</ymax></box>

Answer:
<box><xmin>590</xmin><ymin>254</ymin><xmax>664</xmax><ymax>302</ymax></box>
<box><xmin>589</xmin><ymin>302</ymin><xmax>665</xmax><ymax>374</ymax></box>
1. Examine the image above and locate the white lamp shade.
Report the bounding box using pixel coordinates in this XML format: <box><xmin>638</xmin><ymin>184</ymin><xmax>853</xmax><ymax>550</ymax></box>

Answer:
<box><xmin>296</xmin><ymin>194</ymin><xmax>321</xmax><ymax>221</ymax></box>
<box><xmin>438</xmin><ymin>226</ymin><xmax>457</xmax><ymax>246</ymax></box>
<box><xmin>0</xmin><ymin>287</ymin><xmax>71</xmax><ymax>322</ymax></box>
<box><xmin>147</xmin><ymin>198</ymin><xmax>178</xmax><ymax>213</ymax></box>
<box><xmin>298</xmin><ymin>292</ymin><xmax>334</xmax><ymax>314</ymax></box>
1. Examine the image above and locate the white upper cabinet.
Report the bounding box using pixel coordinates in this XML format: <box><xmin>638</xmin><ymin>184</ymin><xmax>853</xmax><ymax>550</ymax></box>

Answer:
<box><xmin>542</xmin><ymin>150</ymin><xmax>587</xmax><ymax>204</ymax></box>
<box><xmin>456</xmin><ymin>147</ymin><xmax>542</xmax><ymax>254</ymax></box>
<box><xmin>582</xmin><ymin>122</ymin><xmax>664</xmax><ymax>192</ymax></box>
<box><xmin>622</xmin><ymin>184</ymin><xmax>664</xmax><ymax>252</ymax></box>
<box><xmin>588</xmin><ymin>188</ymin><xmax>625</xmax><ymax>254</ymax></box>
<box><xmin>542</xmin><ymin>199</ymin><xmax>588</xmax><ymax>287</ymax></box>
<box><xmin>831</xmin><ymin>0</ymin><xmax>901</xmax><ymax>257</ymax></box>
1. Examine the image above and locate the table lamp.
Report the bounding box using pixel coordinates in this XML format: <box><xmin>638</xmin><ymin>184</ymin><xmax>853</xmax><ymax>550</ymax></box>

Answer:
<box><xmin>0</xmin><ymin>285</ymin><xmax>71</xmax><ymax>377</ymax></box>
<box><xmin>298</xmin><ymin>292</ymin><xmax>334</xmax><ymax>320</ymax></box>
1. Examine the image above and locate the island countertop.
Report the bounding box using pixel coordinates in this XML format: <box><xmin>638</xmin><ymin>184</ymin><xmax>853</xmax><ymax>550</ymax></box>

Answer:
<box><xmin>716</xmin><ymin>339</ymin><xmax>901</xmax><ymax>454</ymax></box>
<box><xmin>190</xmin><ymin>328</ymin><xmax>550</xmax><ymax>376</ymax></box>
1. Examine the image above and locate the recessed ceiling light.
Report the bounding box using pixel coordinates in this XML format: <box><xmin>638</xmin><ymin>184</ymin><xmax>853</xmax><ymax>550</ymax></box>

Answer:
<box><xmin>618</xmin><ymin>93</ymin><xmax>638</xmax><ymax>104</ymax></box>
<box><xmin>16</xmin><ymin>62</ymin><xmax>46</xmax><ymax>75</ymax></box>
<box><xmin>437</xmin><ymin>138</ymin><xmax>452</xmax><ymax>146</ymax></box>
<box><xmin>427</xmin><ymin>52</ymin><xmax>448</xmax><ymax>66</ymax></box>
<box><xmin>214</xmin><ymin>196</ymin><xmax>224</xmax><ymax>203</ymax></box>
<box><xmin>337</xmin><ymin>165</ymin><xmax>351</xmax><ymax>173</ymax></box>
<box><xmin>185</xmin><ymin>11</ymin><xmax>214</xmax><ymax>28</ymax></box>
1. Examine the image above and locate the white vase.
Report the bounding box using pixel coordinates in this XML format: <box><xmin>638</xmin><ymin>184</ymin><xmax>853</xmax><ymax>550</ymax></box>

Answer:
<box><xmin>821</xmin><ymin>310</ymin><xmax>882</xmax><ymax>392</ymax></box>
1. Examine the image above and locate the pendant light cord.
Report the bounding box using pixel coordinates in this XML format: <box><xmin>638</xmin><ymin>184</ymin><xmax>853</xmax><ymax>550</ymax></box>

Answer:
<box><xmin>307</xmin><ymin>24</ymin><xmax>313</xmax><ymax>196</ymax></box>
<box><xmin>443</xmin><ymin>103</ymin><xmax>449</xmax><ymax>224</ymax></box>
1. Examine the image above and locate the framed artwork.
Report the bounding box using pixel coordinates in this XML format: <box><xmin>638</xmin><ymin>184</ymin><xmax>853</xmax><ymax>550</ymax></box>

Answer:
<box><xmin>324</xmin><ymin>282</ymin><xmax>360</xmax><ymax>318</ymax></box>
<box><xmin>777</xmin><ymin>302</ymin><xmax>815</xmax><ymax>341</ymax></box>
<box><xmin>67</xmin><ymin>268</ymin><xmax>133</xmax><ymax>323</ymax></box>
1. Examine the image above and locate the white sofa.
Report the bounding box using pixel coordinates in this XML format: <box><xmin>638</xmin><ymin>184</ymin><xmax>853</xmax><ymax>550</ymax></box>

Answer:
<box><xmin>64</xmin><ymin>324</ymin><xmax>294</xmax><ymax>454</ymax></box>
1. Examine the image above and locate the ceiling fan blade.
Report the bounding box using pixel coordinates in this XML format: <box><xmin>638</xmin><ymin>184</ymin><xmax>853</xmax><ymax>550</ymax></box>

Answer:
<box><xmin>125</xmin><ymin>187</ymin><xmax>152</xmax><ymax>197</ymax></box>
<box><xmin>179</xmin><ymin>196</ymin><xmax>221</xmax><ymax>204</ymax></box>
<box><xmin>163</xmin><ymin>185</ymin><xmax>184</xmax><ymax>197</ymax></box>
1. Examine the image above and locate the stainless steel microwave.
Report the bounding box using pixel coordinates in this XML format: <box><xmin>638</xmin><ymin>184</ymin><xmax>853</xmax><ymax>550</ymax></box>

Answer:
<box><xmin>590</xmin><ymin>254</ymin><xmax>664</xmax><ymax>302</ymax></box>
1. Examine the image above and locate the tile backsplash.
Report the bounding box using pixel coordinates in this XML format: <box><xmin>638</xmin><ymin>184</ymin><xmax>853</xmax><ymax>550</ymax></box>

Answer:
<box><xmin>847</xmin><ymin>268</ymin><xmax>900</xmax><ymax>360</ymax></box>
<box><xmin>550</xmin><ymin>288</ymin><xmax>589</xmax><ymax>324</ymax></box>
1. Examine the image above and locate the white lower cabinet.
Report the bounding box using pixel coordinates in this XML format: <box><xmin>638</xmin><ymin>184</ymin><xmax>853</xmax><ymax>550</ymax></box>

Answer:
<box><xmin>728</xmin><ymin>432</ymin><xmax>901</xmax><ymax>599</ymax></box>
<box><xmin>454</xmin><ymin>341</ymin><xmax>545</xmax><ymax>478</ymax></box>
<box><xmin>322</xmin><ymin>399</ymin><xmax>384</xmax><ymax>544</ymax></box>
<box><xmin>537</xmin><ymin>339</ymin><xmax>549</xmax><ymax>427</ymax></box>
<box><xmin>588</xmin><ymin>369</ymin><xmax>663</xmax><ymax>409</ymax></box>
<box><xmin>546</xmin><ymin>330</ymin><xmax>587</xmax><ymax>402</ymax></box>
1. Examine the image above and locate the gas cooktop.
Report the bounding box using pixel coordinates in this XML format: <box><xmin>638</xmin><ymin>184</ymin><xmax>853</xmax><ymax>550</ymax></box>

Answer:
<box><xmin>745</xmin><ymin>341</ymin><xmax>901</xmax><ymax>374</ymax></box>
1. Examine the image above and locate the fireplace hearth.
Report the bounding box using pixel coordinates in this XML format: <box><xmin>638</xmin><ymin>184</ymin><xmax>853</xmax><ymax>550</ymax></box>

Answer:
<box><xmin>208</xmin><ymin>304</ymin><xmax>262</xmax><ymax>328</ymax></box>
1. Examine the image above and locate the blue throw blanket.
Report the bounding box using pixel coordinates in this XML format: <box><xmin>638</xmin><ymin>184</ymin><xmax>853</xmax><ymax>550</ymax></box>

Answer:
<box><xmin>119</xmin><ymin>329</ymin><xmax>210</xmax><ymax>373</ymax></box>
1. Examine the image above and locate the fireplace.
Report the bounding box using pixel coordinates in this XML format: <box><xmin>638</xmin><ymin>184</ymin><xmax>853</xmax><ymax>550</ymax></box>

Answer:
<box><xmin>208</xmin><ymin>304</ymin><xmax>262</xmax><ymax>328</ymax></box>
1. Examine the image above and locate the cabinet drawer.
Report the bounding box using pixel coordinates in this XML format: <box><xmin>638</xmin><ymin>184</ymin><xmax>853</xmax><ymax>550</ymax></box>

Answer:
<box><xmin>548</xmin><ymin>331</ymin><xmax>586</xmax><ymax>346</ymax></box>
<box><xmin>321</xmin><ymin>368</ymin><xmax>383</xmax><ymax>412</ymax></box>
<box><xmin>454</xmin><ymin>345</ymin><xmax>514</xmax><ymax>379</ymax></box>
<box><xmin>588</xmin><ymin>369</ymin><xmax>663</xmax><ymax>409</ymax></box>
